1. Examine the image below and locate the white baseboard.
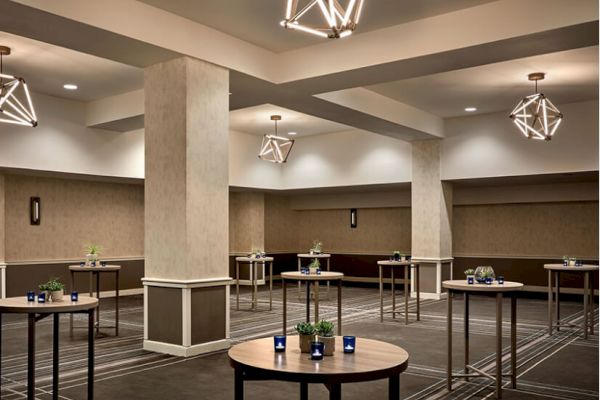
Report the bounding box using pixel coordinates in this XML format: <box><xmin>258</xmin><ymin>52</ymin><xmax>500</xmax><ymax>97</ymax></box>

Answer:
<box><xmin>143</xmin><ymin>338</ymin><xmax>230</xmax><ymax>357</ymax></box>
<box><xmin>79</xmin><ymin>288</ymin><xmax>143</xmax><ymax>298</ymax></box>
<box><xmin>413</xmin><ymin>292</ymin><xmax>448</xmax><ymax>300</ymax></box>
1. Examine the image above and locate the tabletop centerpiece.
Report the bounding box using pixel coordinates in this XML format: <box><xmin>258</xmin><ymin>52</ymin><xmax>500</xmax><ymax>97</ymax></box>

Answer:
<box><xmin>464</xmin><ymin>268</ymin><xmax>475</xmax><ymax>284</ymax></box>
<box><xmin>39</xmin><ymin>277</ymin><xmax>65</xmax><ymax>302</ymax></box>
<box><xmin>308</xmin><ymin>258</ymin><xmax>321</xmax><ymax>275</ymax></box>
<box><xmin>315</xmin><ymin>320</ymin><xmax>335</xmax><ymax>356</ymax></box>
<box><xmin>84</xmin><ymin>243</ymin><xmax>102</xmax><ymax>267</ymax></box>
<box><xmin>474</xmin><ymin>266</ymin><xmax>495</xmax><ymax>284</ymax></box>
<box><xmin>343</xmin><ymin>336</ymin><xmax>356</xmax><ymax>353</ymax></box>
<box><xmin>309</xmin><ymin>240</ymin><xmax>323</xmax><ymax>255</ymax></box>
<box><xmin>295</xmin><ymin>322</ymin><xmax>316</xmax><ymax>353</ymax></box>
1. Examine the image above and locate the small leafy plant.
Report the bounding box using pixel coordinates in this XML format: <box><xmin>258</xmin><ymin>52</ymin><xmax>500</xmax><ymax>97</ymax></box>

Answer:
<box><xmin>393</xmin><ymin>250</ymin><xmax>400</xmax><ymax>256</ymax></box>
<box><xmin>40</xmin><ymin>278</ymin><xmax>65</xmax><ymax>292</ymax></box>
<box><xmin>464</xmin><ymin>269</ymin><xmax>475</xmax><ymax>276</ymax></box>
<box><xmin>481</xmin><ymin>269</ymin><xmax>494</xmax><ymax>279</ymax></box>
<box><xmin>308</xmin><ymin>259</ymin><xmax>321</xmax><ymax>270</ymax></box>
<box><xmin>85</xmin><ymin>244</ymin><xmax>102</xmax><ymax>255</ymax></box>
<box><xmin>315</xmin><ymin>320</ymin><xmax>335</xmax><ymax>337</ymax></box>
<box><xmin>295</xmin><ymin>322</ymin><xmax>316</xmax><ymax>336</ymax></box>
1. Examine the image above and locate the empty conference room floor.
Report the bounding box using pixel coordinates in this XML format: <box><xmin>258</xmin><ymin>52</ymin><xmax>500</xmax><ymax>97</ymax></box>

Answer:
<box><xmin>0</xmin><ymin>285</ymin><xmax>597</xmax><ymax>400</ymax></box>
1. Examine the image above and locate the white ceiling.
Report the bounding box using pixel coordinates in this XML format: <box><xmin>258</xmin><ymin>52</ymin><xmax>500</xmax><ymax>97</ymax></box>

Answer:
<box><xmin>0</xmin><ymin>31</ymin><xmax>143</xmax><ymax>102</ymax></box>
<box><xmin>229</xmin><ymin>104</ymin><xmax>352</xmax><ymax>137</ymax></box>
<box><xmin>138</xmin><ymin>0</ymin><xmax>496</xmax><ymax>53</ymax></box>
<box><xmin>366</xmin><ymin>46</ymin><xmax>599</xmax><ymax>118</ymax></box>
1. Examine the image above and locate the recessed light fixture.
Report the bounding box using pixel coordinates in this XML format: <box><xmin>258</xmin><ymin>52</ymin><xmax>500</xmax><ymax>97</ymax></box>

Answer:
<box><xmin>63</xmin><ymin>84</ymin><xmax>78</xmax><ymax>90</ymax></box>
<box><xmin>464</xmin><ymin>107</ymin><xmax>477</xmax><ymax>112</ymax></box>
<box><xmin>287</xmin><ymin>131</ymin><xmax>297</xmax><ymax>135</ymax></box>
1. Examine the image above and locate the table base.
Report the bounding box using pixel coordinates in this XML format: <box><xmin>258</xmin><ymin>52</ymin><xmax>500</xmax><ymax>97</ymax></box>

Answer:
<box><xmin>235</xmin><ymin>261</ymin><xmax>273</xmax><ymax>312</ymax></box>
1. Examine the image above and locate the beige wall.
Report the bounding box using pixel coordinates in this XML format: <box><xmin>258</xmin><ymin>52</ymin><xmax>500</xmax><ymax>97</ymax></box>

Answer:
<box><xmin>453</xmin><ymin>201</ymin><xmax>599</xmax><ymax>258</ymax></box>
<box><xmin>296</xmin><ymin>207</ymin><xmax>411</xmax><ymax>254</ymax></box>
<box><xmin>229</xmin><ymin>192</ymin><xmax>265</xmax><ymax>253</ymax></box>
<box><xmin>264</xmin><ymin>194</ymin><xmax>298</xmax><ymax>253</ymax></box>
<box><xmin>4</xmin><ymin>174</ymin><xmax>144</xmax><ymax>262</ymax></box>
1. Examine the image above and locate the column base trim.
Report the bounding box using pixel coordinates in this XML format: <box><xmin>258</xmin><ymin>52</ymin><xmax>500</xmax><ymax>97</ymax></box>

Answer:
<box><xmin>143</xmin><ymin>338</ymin><xmax>231</xmax><ymax>357</ymax></box>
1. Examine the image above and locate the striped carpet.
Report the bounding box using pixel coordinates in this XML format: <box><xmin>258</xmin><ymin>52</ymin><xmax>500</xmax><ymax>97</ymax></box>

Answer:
<box><xmin>0</xmin><ymin>284</ymin><xmax>597</xmax><ymax>399</ymax></box>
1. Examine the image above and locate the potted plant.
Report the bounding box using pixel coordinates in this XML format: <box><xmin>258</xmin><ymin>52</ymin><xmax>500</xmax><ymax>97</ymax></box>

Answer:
<box><xmin>464</xmin><ymin>269</ymin><xmax>475</xmax><ymax>279</ymax></box>
<box><xmin>315</xmin><ymin>320</ymin><xmax>335</xmax><ymax>356</ymax></box>
<box><xmin>474</xmin><ymin>266</ymin><xmax>495</xmax><ymax>283</ymax></box>
<box><xmin>295</xmin><ymin>322</ymin><xmax>316</xmax><ymax>353</ymax></box>
<box><xmin>310</xmin><ymin>240</ymin><xmax>323</xmax><ymax>255</ymax></box>
<box><xmin>85</xmin><ymin>244</ymin><xmax>102</xmax><ymax>266</ymax></box>
<box><xmin>308</xmin><ymin>259</ymin><xmax>320</xmax><ymax>274</ymax></box>
<box><xmin>40</xmin><ymin>278</ymin><xmax>65</xmax><ymax>302</ymax></box>
<box><xmin>393</xmin><ymin>250</ymin><xmax>401</xmax><ymax>261</ymax></box>
<box><xmin>569</xmin><ymin>257</ymin><xmax>576</xmax><ymax>267</ymax></box>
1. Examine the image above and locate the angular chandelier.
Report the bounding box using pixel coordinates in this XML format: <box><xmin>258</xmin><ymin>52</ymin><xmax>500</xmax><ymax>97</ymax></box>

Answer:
<box><xmin>258</xmin><ymin>115</ymin><xmax>295</xmax><ymax>163</ymax></box>
<box><xmin>281</xmin><ymin>0</ymin><xmax>365</xmax><ymax>39</ymax></box>
<box><xmin>0</xmin><ymin>46</ymin><xmax>37</xmax><ymax>127</ymax></box>
<box><xmin>509</xmin><ymin>72</ymin><xmax>562</xmax><ymax>141</ymax></box>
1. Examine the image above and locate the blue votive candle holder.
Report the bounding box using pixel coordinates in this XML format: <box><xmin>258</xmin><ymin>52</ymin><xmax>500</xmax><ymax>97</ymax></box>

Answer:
<box><xmin>563</xmin><ymin>259</ymin><xmax>568</xmax><ymax>266</ymax></box>
<box><xmin>90</xmin><ymin>261</ymin><xmax>96</xmax><ymax>267</ymax></box>
<box><xmin>80</xmin><ymin>261</ymin><xmax>85</xmax><ymax>267</ymax></box>
<box><xmin>343</xmin><ymin>336</ymin><xmax>356</xmax><ymax>353</ymax></box>
<box><xmin>485</xmin><ymin>277</ymin><xmax>493</xmax><ymax>285</ymax></box>
<box><xmin>316</xmin><ymin>268</ymin><xmax>321</xmax><ymax>275</ymax></box>
<box><xmin>274</xmin><ymin>335</ymin><xmax>286</xmax><ymax>352</ymax></box>
<box><xmin>26</xmin><ymin>291</ymin><xmax>35</xmax><ymax>302</ymax></box>
<box><xmin>37</xmin><ymin>292</ymin><xmax>46</xmax><ymax>303</ymax></box>
<box><xmin>576</xmin><ymin>260</ymin><xmax>583</xmax><ymax>267</ymax></box>
<box><xmin>497</xmin><ymin>276</ymin><xmax>505</xmax><ymax>285</ymax></box>
<box><xmin>467</xmin><ymin>276</ymin><xmax>474</xmax><ymax>284</ymax></box>
<box><xmin>100</xmin><ymin>261</ymin><xmax>107</xmax><ymax>267</ymax></box>
<box><xmin>71</xmin><ymin>291</ymin><xmax>79</xmax><ymax>302</ymax></box>
<box><xmin>311</xmin><ymin>342</ymin><xmax>324</xmax><ymax>360</ymax></box>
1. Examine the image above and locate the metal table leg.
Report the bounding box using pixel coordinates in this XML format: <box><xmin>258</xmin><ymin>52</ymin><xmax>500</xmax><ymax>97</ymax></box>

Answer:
<box><xmin>53</xmin><ymin>313</ymin><xmax>59</xmax><ymax>400</ymax></box>
<box><xmin>404</xmin><ymin>265</ymin><xmax>409</xmax><ymax>325</ymax></box>
<box><xmin>555</xmin><ymin>271</ymin><xmax>560</xmax><ymax>331</ymax></box>
<box><xmin>337</xmin><ymin>279</ymin><xmax>342</xmax><ymax>336</ymax></box>
<box><xmin>115</xmin><ymin>270</ymin><xmax>119</xmax><ymax>336</ymax></box>
<box><xmin>416</xmin><ymin>264</ymin><xmax>420</xmax><ymax>321</ymax></box>
<box><xmin>236</xmin><ymin>261</ymin><xmax>240</xmax><ymax>311</ymax></box>
<box><xmin>269</xmin><ymin>261</ymin><xmax>273</xmax><ymax>311</ymax></box>
<box><xmin>464</xmin><ymin>292</ymin><xmax>469</xmax><ymax>379</ymax></box>
<box><xmin>306</xmin><ymin>279</ymin><xmax>311</xmax><ymax>323</ymax></box>
<box><xmin>234</xmin><ymin>369</ymin><xmax>244</xmax><ymax>400</ymax></box>
<box><xmin>547</xmin><ymin>269</ymin><xmax>552</xmax><ymax>335</ymax></box>
<box><xmin>300</xmin><ymin>382</ymin><xmax>308</xmax><ymax>400</ymax></box>
<box><xmin>282</xmin><ymin>279</ymin><xmax>287</xmax><ymax>335</ymax></box>
<box><xmin>447</xmin><ymin>290</ymin><xmax>452</xmax><ymax>391</ymax></box>
<box><xmin>496</xmin><ymin>292</ymin><xmax>503</xmax><ymax>399</ymax></box>
<box><xmin>252</xmin><ymin>262</ymin><xmax>257</xmax><ymax>312</ymax></box>
<box><xmin>88</xmin><ymin>309</ymin><xmax>94</xmax><ymax>400</ymax></box>
<box><xmin>95</xmin><ymin>272</ymin><xmax>100</xmax><ymax>335</ymax></box>
<box><xmin>391</xmin><ymin>268</ymin><xmax>395</xmax><ymax>319</ymax></box>
<box><xmin>329</xmin><ymin>383</ymin><xmax>341</xmax><ymax>400</ymax></box>
<box><xmin>584</xmin><ymin>271</ymin><xmax>589</xmax><ymax>339</ymax></box>
<box><xmin>27</xmin><ymin>313</ymin><xmax>35</xmax><ymax>400</ymax></box>
<box><xmin>297</xmin><ymin>258</ymin><xmax>302</xmax><ymax>300</ymax></box>
<box><xmin>326</xmin><ymin>257</ymin><xmax>331</xmax><ymax>299</ymax></box>
<box><xmin>388</xmin><ymin>375</ymin><xmax>400</xmax><ymax>400</ymax></box>
<box><xmin>315</xmin><ymin>281</ymin><xmax>319</xmax><ymax>323</ymax></box>
<box><xmin>511</xmin><ymin>294</ymin><xmax>517</xmax><ymax>389</ymax></box>
<box><xmin>70</xmin><ymin>269</ymin><xmax>75</xmax><ymax>336</ymax></box>
<box><xmin>590</xmin><ymin>271</ymin><xmax>595</xmax><ymax>336</ymax></box>
<box><xmin>379</xmin><ymin>265</ymin><xmax>383</xmax><ymax>322</ymax></box>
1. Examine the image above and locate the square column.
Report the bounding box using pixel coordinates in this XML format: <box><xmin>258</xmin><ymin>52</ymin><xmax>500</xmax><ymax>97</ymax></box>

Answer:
<box><xmin>143</xmin><ymin>57</ymin><xmax>230</xmax><ymax>356</ymax></box>
<box><xmin>0</xmin><ymin>174</ymin><xmax>5</xmax><ymax>298</ymax></box>
<box><xmin>411</xmin><ymin>139</ymin><xmax>453</xmax><ymax>300</ymax></box>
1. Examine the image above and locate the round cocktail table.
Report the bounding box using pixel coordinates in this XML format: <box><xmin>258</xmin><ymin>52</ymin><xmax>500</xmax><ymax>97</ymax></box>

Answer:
<box><xmin>443</xmin><ymin>280</ymin><xmax>523</xmax><ymax>399</ymax></box>
<box><xmin>0</xmin><ymin>296</ymin><xmax>98</xmax><ymax>400</ymax></box>
<box><xmin>544</xmin><ymin>264</ymin><xmax>598</xmax><ymax>339</ymax></box>
<box><xmin>281</xmin><ymin>271</ymin><xmax>343</xmax><ymax>335</ymax></box>
<box><xmin>235</xmin><ymin>257</ymin><xmax>274</xmax><ymax>311</ymax></box>
<box><xmin>228</xmin><ymin>336</ymin><xmax>409</xmax><ymax>400</ymax></box>
<box><xmin>377</xmin><ymin>260</ymin><xmax>420</xmax><ymax>324</ymax></box>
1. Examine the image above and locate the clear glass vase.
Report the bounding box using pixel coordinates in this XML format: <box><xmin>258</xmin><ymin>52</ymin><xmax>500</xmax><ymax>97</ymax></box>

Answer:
<box><xmin>474</xmin><ymin>266</ymin><xmax>495</xmax><ymax>283</ymax></box>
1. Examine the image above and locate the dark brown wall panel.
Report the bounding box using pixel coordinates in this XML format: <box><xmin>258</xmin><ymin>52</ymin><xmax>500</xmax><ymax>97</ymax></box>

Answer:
<box><xmin>147</xmin><ymin>286</ymin><xmax>182</xmax><ymax>345</ymax></box>
<box><xmin>191</xmin><ymin>286</ymin><xmax>226</xmax><ymax>345</ymax></box>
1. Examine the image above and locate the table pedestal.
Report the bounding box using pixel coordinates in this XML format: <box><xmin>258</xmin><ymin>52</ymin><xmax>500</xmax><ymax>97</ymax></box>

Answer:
<box><xmin>235</xmin><ymin>259</ymin><xmax>273</xmax><ymax>312</ymax></box>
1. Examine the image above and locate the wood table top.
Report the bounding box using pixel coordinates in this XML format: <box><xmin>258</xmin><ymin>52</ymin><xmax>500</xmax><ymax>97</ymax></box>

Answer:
<box><xmin>297</xmin><ymin>253</ymin><xmax>331</xmax><ymax>258</ymax></box>
<box><xmin>443</xmin><ymin>280</ymin><xmax>523</xmax><ymax>292</ymax></box>
<box><xmin>228</xmin><ymin>336</ymin><xmax>409</xmax><ymax>384</ymax></box>
<box><xmin>281</xmin><ymin>271</ymin><xmax>344</xmax><ymax>281</ymax></box>
<box><xmin>68</xmin><ymin>265</ymin><xmax>121</xmax><ymax>271</ymax></box>
<box><xmin>0</xmin><ymin>296</ymin><xmax>98</xmax><ymax>313</ymax></box>
<box><xmin>235</xmin><ymin>257</ymin><xmax>274</xmax><ymax>262</ymax></box>
<box><xmin>377</xmin><ymin>260</ymin><xmax>417</xmax><ymax>266</ymax></box>
<box><xmin>544</xmin><ymin>264</ymin><xmax>599</xmax><ymax>272</ymax></box>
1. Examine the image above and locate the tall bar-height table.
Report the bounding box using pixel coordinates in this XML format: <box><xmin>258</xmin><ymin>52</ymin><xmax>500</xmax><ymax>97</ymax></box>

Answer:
<box><xmin>0</xmin><ymin>296</ymin><xmax>98</xmax><ymax>400</ymax></box>
<box><xmin>235</xmin><ymin>256</ymin><xmax>274</xmax><ymax>311</ymax></box>
<box><xmin>229</xmin><ymin>336</ymin><xmax>409</xmax><ymax>400</ymax></box>
<box><xmin>377</xmin><ymin>260</ymin><xmax>420</xmax><ymax>324</ymax></box>
<box><xmin>281</xmin><ymin>271</ymin><xmax>343</xmax><ymax>335</ymax></box>
<box><xmin>444</xmin><ymin>280</ymin><xmax>523</xmax><ymax>399</ymax></box>
<box><xmin>69</xmin><ymin>265</ymin><xmax>120</xmax><ymax>336</ymax></box>
<box><xmin>544</xmin><ymin>264</ymin><xmax>598</xmax><ymax>339</ymax></box>
<box><xmin>297</xmin><ymin>253</ymin><xmax>331</xmax><ymax>298</ymax></box>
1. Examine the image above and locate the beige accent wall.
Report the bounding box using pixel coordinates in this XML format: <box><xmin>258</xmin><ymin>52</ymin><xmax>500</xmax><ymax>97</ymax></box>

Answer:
<box><xmin>4</xmin><ymin>174</ymin><xmax>143</xmax><ymax>262</ymax></box>
<box><xmin>229</xmin><ymin>192</ymin><xmax>265</xmax><ymax>253</ymax></box>
<box><xmin>453</xmin><ymin>201</ymin><xmax>599</xmax><ymax>258</ymax></box>
<box><xmin>264</xmin><ymin>194</ymin><xmax>298</xmax><ymax>253</ymax></box>
<box><xmin>296</xmin><ymin>207</ymin><xmax>411</xmax><ymax>254</ymax></box>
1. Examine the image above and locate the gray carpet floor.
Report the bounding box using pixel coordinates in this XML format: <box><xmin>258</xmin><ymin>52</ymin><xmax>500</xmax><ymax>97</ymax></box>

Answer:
<box><xmin>0</xmin><ymin>284</ymin><xmax>597</xmax><ymax>399</ymax></box>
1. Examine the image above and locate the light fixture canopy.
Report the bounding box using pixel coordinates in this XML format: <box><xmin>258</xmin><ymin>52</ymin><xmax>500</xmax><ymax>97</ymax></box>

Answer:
<box><xmin>509</xmin><ymin>72</ymin><xmax>562</xmax><ymax>141</ymax></box>
<box><xmin>281</xmin><ymin>0</ymin><xmax>365</xmax><ymax>39</ymax></box>
<box><xmin>258</xmin><ymin>115</ymin><xmax>295</xmax><ymax>163</ymax></box>
<box><xmin>0</xmin><ymin>46</ymin><xmax>37</xmax><ymax>128</ymax></box>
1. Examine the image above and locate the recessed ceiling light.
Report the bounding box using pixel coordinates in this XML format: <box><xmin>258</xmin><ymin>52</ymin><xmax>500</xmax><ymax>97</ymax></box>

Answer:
<box><xmin>63</xmin><ymin>84</ymin><xmax>78</xmax><ymax>90</ymax></box>
<box><xmin>288</xmin><ymin>132</ymin><xmax>297</xmax><ymax>135</ymax></box>
<box><xmin>464</xmin><ymin>107</ymin><xmax>477</xmax><ymax>112</ymax></box>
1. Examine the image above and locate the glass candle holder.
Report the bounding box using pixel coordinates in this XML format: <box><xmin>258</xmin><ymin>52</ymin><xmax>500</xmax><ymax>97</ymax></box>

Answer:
<box><xmin>467</xmin><ymin>276</ymin><xmax>474</xmax><ymax>285</ymax></box>
<box><xmin>310</xmin><ymin>342</ymin><xmax>324</xmax><ymax>360</ymax></box>
<box><xmin>90</xmin><ymin>261</ymin><xmax>96</xmax><ymax>267</ymax></box>
<box><xmin>497</xmin><ymin>276</ymin><xmax>505</xmax><ymax>285</ymax></box>
<box><xmin>100</xmin><ymin>261</ymin><xmax>107</xmax><ymax>267</ymax></box>
<box><xmin>37</xmin><ymin>292</ymin><xmax>46</xmax><ymax>303</ymax></box>
<box><xmin>316</xmin><ymin>268</ymin><xmax>321</xmax><ymax>275</ymax></box>
<box><xmin>485</xmin><ymin>277</ymin><xmax>493</xmax><ymax>285</ymax></box>
<box><xmin>576</xmin><ymin>260</ymin><xmax>583</xmax><ymax>267</ymax></box>
<box><xmin>26</xmin><ymin>291</ymin><xmax>35</xmax><ymax>302</ymax></box>
<box><xmin>563</xmin><ymin>259</ymin><xmax>568</xmax><ymax>266</ymax></box>
<box><xmin>80</xmin><ymin>261</ymin><xmax>85</xmax><ymax>267</ymax></box>
<box><xmin>274</xmin><ymin>335</ymin><xmax>286</xmax><ymax>352</ymax></box>
<box><xmin>71</xmin><ymin>291</ymin><xmax>79</xmax><ymax>302</ymax></box>
<box><xmin>343</xmin><ymin>336</ymin><xmax>356</xmax><ymax>353</ymax></box>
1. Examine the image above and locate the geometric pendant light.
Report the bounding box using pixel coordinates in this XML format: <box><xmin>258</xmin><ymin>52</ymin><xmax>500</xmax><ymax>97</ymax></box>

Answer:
<box><xmin>0</xmin><ymin>46</ymin><xmax>37</xmax><ymax>128</ymax></box>
<box><xmin>258</xmin><ymin>115</ymin><xmax>295</xmax><ymax>163</ymax></box>
<box><xmin>281</xmin><ymin>0</ymin><xmax>365</xmax><ymax>39</ymax></box>
<box><xmin>509</xmin><ymin>72</ymin><xmax>562</xmax><ymax>141</ymax></box>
